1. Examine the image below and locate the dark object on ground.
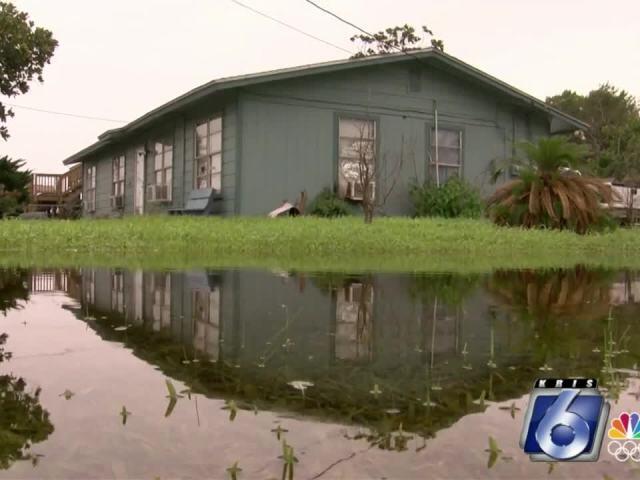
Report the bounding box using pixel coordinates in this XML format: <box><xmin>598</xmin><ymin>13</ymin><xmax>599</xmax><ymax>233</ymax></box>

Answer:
<box><xmin>169</xmin><ymin>189</ymin><xmax>223</xmax><ymax>215</ymax></box>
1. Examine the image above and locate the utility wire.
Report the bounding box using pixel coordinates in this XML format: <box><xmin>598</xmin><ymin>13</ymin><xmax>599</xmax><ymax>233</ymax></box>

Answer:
<box><xmin>6</xmin><ymin>103</ymin><xmax>127</xmax><ymax>123</ymax></box>
<box><xmin>303</xmin><ymin>0</ymin><xmax>372</xmax><ymax>37</ymax></box>
<box><xmin>303</xmin><ymin>0</ymin><xmax>435</xmax><ymax>66</ymax></box>
<box><xmin>229</xmin><ymin>0</ymin><xmax>352</xmax><ymax>54</ymax></box>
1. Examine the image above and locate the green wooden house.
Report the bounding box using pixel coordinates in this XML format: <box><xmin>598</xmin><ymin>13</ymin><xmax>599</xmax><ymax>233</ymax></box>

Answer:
<box><xmin>62</xmin><ymin>48</ymin><xmax>586</xmax><ymax>217</ymax></box>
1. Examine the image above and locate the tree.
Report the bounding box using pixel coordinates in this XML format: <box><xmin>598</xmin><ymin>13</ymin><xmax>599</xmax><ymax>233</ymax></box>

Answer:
<box><xmin>546</xmin><ymin>84</ymin><xmax>640</xmax><ymax>180</ymax></box>
<box><xmin>0</xmin><ymin>1</ymin><xmax>58</xmax><ymax>140</ymax></box>
<box><xmin>486</xmin><ymin>137</ymin><xmax>614</xmax><ymax>234</ymax></box>
<box><xmin>0</xmin><ymin>156</ymin><xmax>31</xmax><ymax>217</ymax></box>
<box><xmin>341</xmin><ymin>121</ymin><xmax>405</xmax><ymax>223</ymax></box>
<box><xmin>350</xmin><ymin>24</ymin><xmax>444</xmax><ymax>59</ymax></box>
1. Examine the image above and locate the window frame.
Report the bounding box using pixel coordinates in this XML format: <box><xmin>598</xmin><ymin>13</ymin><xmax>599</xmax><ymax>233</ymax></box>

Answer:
<box><xmin>426</xmin><ymin>123</ymin><xmax>465</xmax><ymax>183</ymax></box>
<box><xmin>335</xmin><ymin>114</ymin><xmax>379</xmax><ymax>199</ymax></box>
<box><xmin>191</xmin><ymin>286</ymin><xmax>221</xmax><ymax>360</ymax></box>
<box><xmin>152</xmin><ymin>137</ymin><xmax>174</xmax><ymax>201</ymax></box>
<box><xmin>150</xmin><ymin>272</ymin><xmax>171</xmax><ymax>329</ymax></box>
<box><xmin>111</xmin><ymin>270</ymin><xmax>125</xmax><ymax>314</ymax></box>
<box><xmin>112</xmin><ymin>154</ymin><xmax>126</xmax><ymax>203</ymax></box>
<box><xmin>194</xmin><ymin>115</ymin><xmax>223</xmax><ymax>191</ymax></box>
<box><xmin>85</xmin><ymin>164</ymin><xmax>96</xmax><ymax>213</ymax></box>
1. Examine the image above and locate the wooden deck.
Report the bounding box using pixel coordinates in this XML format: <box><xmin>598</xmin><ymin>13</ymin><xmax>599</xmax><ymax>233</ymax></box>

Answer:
<box><xmin>27</xmin><ymin>165</ymin><xmax>82</xmax><ymax>214</ymax></box>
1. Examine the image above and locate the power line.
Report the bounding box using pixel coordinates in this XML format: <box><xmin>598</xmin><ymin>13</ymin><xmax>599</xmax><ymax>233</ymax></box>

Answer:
<box><xmin>6</xmin><ymin>103</ymin><xmax>127</xmax><ymax>123</ymax></box>
<box><xmin>229</xmin><ymin>0</ymin><xmax>352</xmax><ymax>55</ymax></box>
<box><xmin>302</xmin><ymin>0</ymin><xmax>435</xmax><ymax>66</ymax></box>
<box><xmin>303</xmin><ymin>0</ymin><xmax>372</xmax><ymax>37</ymax></box>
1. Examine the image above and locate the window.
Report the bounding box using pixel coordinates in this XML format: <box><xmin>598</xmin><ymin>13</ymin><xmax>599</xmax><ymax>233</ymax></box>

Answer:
<box><xmin>151</xmin><ymin>273</ymin><xmax>171</xmax><ymax>331</ymax></box>
<box><xmin>111</xmin><ymin>270</ymin><xmax>124</xmax><ymax>314</ymax></box>
<box><xmin>338</xmin><ymin>117</ymin><xmax>376</xmax><ymax>199</ymax></box>
<box><xmin>85</xmin><ymin>165</ymin><xmax>96</xmax><ymax>212</ymax></box>
<box><xmin>192</xmin><ymin>287</ymin><xmax>220</xmax><ymax>360</ymax></box>
<box><xmin>112</xmin><ymin>155</ymin><xmax>125</xmax><ymax>202</ymax></box>
<box><xmin>429</xmin><ymin>128</ymin><xmax>462</xmax><ymax>183</ymax></box>
<box><xmin>195</xmin><ymin>116</ymin><xmax>222</xmax><ymax>190</ymax></box>
<box><xmin>154</xmin><ymin>140</ymin><xmax>173</xmax><ymax>188</ymax></box>
<box><xmin>85</xmin><ymin>269</ymin><xmax>95</xmax><ymax>305</ymax></box>
<box><xmin>334</xmin><ymin>282</ymin><xmax>374</xmax><ymax>361</ymax></box>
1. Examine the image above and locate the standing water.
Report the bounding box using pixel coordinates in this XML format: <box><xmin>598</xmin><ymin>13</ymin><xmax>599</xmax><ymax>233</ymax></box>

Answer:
<box><xmin>0</xmin><ymin>267</ymin><xmax>638</xmax><ymax>479</ymax></box>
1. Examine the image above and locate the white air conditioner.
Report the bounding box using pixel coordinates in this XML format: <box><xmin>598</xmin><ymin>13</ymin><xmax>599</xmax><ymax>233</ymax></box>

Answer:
<box><xmin>111</xmin><ymin>195</ymin><xmax>124</xmax><ymax>210</ymax></box>
<box><xmin>147</xmin><ymin>184</ymin><xmax>172</xmax><ymax>202</ymax></box>
<box><xmin>346</xmin><ymin>181</ymin><xmax>375</xmax><ymax>202</ymax></box>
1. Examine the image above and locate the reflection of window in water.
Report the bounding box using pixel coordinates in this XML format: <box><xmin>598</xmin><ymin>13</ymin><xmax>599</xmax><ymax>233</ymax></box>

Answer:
<box><xmin>192</xmin><ymin>287</ymin><xmax>220</xmax><ymax>361</ymax></box>
<box><xmin>151</xmin><ymin>273</ymin><xmax>171</xmax><ymax>331</ymax></box>
<box><xmin>335</xmin><ymin>282</ymin><xmax>374</xmax><ymax>361</ymax></box>
<box><xmin>610</xmin><ymin>279</ymin><xmax>640</xmax><ymax>305</ymax></box>
<box><xmin>85</xmin><ymin>269</ymin><xmax>95</xmax><ymax>305</ymax></box>
<box><xmin>111</xmin><ymin>270</ymin><xmax>124</xmax><ymax>314</ymax></box>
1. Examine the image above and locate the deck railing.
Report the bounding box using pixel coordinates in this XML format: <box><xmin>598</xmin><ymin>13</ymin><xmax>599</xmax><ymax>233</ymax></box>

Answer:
<box><xmin>30</xmin><ymin>173</ymin><xmax>60</xmax><ymax>196</ymax></box>
<box><xmin>29</xmin><ymin>165</ymin><xmax>82</xmax><ymax>198</ymax></box>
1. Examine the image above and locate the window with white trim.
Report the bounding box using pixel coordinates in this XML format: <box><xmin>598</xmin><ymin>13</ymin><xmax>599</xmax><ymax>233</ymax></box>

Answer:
<box><xmin>338</xmin><ymin>117</ymin><xmax>376</xmax><ymax>199</ymax></box>
<box><xmin>112</xmin><ymin>155</ymin><xmax>125</xmax><ymax>198</ymax></box>
<box><xmin>430</xmin><ymin>128</ymin><xmax>462</xmax><ymax>183</ymax></box>
<box><xmin>85</xmin><ymin>165</ymin><xmax>96</xmax><ymax>212</ymax></box>
<box><xmin>195</xmin><ymin>116</ymin><xmax>222</xmax><ymax>190</ymax></box>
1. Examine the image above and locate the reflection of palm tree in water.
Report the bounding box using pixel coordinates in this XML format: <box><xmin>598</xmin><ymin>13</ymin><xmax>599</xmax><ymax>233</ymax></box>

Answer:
<box><xmin>486</xmin><ymin>267</ymin><xmax>612</xmax><ymax>321</ymax></box>
<box><xmin>485</xmin><ymin>267</ymin><xmax>615</xmax><ymax>375</ymax></box>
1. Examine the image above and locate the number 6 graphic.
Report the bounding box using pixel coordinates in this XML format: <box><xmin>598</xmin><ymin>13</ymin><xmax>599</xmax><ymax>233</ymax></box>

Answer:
<box><xmin>535</xmin><ymin>390</ymin><xmax>590</xmax><ymax>460</ymax></box>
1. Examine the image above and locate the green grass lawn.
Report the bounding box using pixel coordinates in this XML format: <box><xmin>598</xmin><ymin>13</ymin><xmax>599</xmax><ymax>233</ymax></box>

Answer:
<box><xmin>1</xmin><ymin>216</ymin><xmax>639</xmax><ymax>272</ymax></box>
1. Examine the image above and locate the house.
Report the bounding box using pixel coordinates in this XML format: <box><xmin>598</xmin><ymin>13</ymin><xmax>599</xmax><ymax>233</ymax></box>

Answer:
<box><xmin>62</xmin><ymin>48</ymin><xmax>587</xmax><ymax>217</ymax></box>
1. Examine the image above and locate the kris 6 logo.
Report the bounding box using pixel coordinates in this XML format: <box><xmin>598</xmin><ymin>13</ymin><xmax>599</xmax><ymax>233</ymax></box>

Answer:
<box><xmin>520</xmin><ymin>378</ymin><xmax>610</xmax><ymax>462</ymax></box>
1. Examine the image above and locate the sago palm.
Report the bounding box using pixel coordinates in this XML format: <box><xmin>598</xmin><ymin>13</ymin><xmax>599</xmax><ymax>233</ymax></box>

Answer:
<box><xmin>486</xmin><ymin>137</ymin><xmax>615</xmax><ymax>233</ymax></box>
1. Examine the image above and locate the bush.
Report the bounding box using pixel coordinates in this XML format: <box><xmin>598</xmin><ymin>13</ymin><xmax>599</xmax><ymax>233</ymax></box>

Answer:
<box><xmin>410</xmin><ymin>177</ymin><xmax>483</xmax><ymax>218</ymax></box>
<box><xmin>308</xmin><ymin>188</ymin><xmax>351</xmax><ymax>217</ymax></box>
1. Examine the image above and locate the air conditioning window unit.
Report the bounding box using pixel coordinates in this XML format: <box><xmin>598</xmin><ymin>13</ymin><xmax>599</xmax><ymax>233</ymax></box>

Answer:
<box><xmin>111</xmin><ymin>195</ymin><xmax>124</xmax><ymax>210</ymax></box>
<box><xmin>147</xmin><ymin>184</ymin><xmax>172</xmax><ymax>202</ymax></box>
<box><xmin>346</xmin><ymin>181</ymin><xmax>375</xmax><ymax>201</ymax></box>
<box><xmin>345</xmin><ymin>283</ymin><xmax>363</xmax><ymax>303</ymax></box>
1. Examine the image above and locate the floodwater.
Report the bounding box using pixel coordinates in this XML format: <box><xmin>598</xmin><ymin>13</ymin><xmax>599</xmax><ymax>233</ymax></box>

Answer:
<box><xmin>0</xmin><ymin>266</ymin><xmax>639</xmax><ymax>479</ymax></box>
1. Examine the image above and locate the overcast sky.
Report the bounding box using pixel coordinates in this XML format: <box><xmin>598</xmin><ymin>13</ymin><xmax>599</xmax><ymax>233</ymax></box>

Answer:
<box><xmin>4</xmin><ymin>0</ymin><xmax>640</xmax><ymax>173</ymax></box>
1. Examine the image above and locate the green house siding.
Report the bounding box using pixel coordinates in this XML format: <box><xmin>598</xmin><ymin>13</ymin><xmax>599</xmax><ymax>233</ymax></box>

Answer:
<box><xmin>237</xmin><ymin>63</ymin><xmax>550</xmax><ymax>215</ymax></box>
<box><xmin>72</xmin><ymin>51</ymin><xmax>581</xmax><ymax>218</ymax></box>
<box><xmin>81</xmin><ymin>95</ymin><xmax>238</xmax><ymax>217</ymax></box>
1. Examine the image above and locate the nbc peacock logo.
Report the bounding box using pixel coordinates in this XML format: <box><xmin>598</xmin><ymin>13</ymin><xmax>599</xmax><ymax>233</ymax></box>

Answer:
<box><xmin>607</xmin><ymin>412</ymin><xmax>640</xmax><ymax>462</ymax></box>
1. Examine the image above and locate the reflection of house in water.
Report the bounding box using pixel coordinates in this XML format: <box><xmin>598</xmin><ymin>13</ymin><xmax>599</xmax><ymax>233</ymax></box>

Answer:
<box><xmin>72</xmin><ymin>268</ymin><xmax>544</xmax><ymax>381</ymax></box>
<box><xmin>79</xmin><ymin>268</ymin><xmax>226</xmax><ymax>362</ymax></box>
<box><xmin>610</xmin><ymin>274</ymin><xmax>640</xmax><ymax>305</ymax></box>
<box><xmin>190</xmin><ymin>272</ymin><xmax>221</xmax><ymax>361</ymax></box>
<box><xmin>335</xmin><ymin>282</ymin><xmax>374</xmax><ymax>361</ymax></box>
<box><xmin>29</xmin><ymin>270</ymin><xmax>82</xmax><ymax>299</ymax></box>
<box><xmin>149</xmin><ymin>272</ymin><xmax>171</xmax><ymax>330</ymax></box>
<box><xmin>111</xmin><ymin>270</ymin><xmax>125</xmax><ymax>314</ymax></box>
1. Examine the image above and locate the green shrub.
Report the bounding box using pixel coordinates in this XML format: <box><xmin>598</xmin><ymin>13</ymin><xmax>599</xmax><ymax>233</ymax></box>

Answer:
<box><xmin>410</xmin><ymin>177</ymin><xmax>483</xmax><ymax>218</ymax></box>
<box><xmin>308</xmin><ymin>188</ymin><xmax>351</xmax><ymax>217</ymax></box>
